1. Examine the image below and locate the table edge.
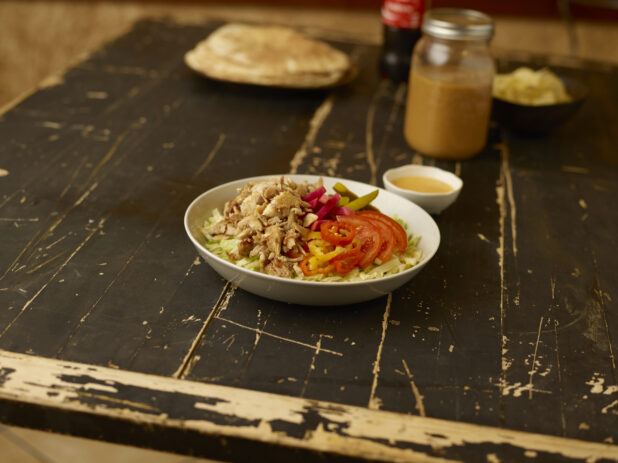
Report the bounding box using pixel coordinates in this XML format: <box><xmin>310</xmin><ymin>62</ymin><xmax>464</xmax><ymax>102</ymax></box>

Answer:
<box><xmin>0</xmin><ymin>350</ymin><xmax>615</xmax><ymax>462</ymax></box>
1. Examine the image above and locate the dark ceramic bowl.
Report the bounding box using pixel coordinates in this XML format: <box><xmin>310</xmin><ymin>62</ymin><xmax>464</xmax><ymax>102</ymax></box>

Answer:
<box><xmin>491</xmin><ymin>72</ymin><xmax>588</xmax><ymax>134</ymax></box>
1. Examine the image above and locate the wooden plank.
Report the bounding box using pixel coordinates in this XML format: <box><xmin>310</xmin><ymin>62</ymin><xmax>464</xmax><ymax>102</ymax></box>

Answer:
<box><xmin>1</xmin><ymin>350</ymin><xmax>617</xmax><ymax>462</ymax></box>
<box><xmin>488</xmin><ymin>61</ymin><xmax>618</xmax><ymax>442</ymax></box>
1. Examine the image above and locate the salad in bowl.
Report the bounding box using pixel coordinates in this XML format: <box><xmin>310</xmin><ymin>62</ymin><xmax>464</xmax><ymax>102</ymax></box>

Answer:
<box><xmin>185</xmin><ymin>175</ymin><xmax>440</xmax><ymax>305</ymax></box>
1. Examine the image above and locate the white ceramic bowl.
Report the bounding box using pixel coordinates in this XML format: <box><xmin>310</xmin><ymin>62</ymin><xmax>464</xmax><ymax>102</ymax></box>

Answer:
<box><xmin>383</xmin><ymin>165</ymin><xmax>463</xmax><ymax>214</ymax></box>
<box><xmin>184</xmin><ymin>174</ymin><xmax>441</xmax><ymax>306</ymax></box>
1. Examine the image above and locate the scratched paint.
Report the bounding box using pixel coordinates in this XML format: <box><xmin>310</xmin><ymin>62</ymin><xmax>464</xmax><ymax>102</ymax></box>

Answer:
<box><xmin>477</xmin><ymin>233</ymin><xmax>491</xmax><ymax>243</ymax></box>
<box><xmin>79</xmin><ymin>119</ymin><xmax>145</xmax><ymax>190</ymax></box>
<box><xmin>5</xmin><ymin>179</ymin><xmax>101</xmax><ymax>282</ymax></box>
<box><xmin>495</xmin><ymin>136</ymin><xmax>525</xmax><ymax>404</ymax></box>
<box><xmin>174</xmin><ymin>283</ymin><xmax>237</xmax><ymax>379</ymax></box>
<box><xmin>1</xmin><ymin>350</ymin><xmax>616</xmax><ymax>462</ymax></box>
<box><xmin>363</xmin><ymin>80</ymin><xmax>406</xmax><ymax>186</ymax></box>
<box><xmin>368</xmin><ymin>294</ymin><xmax>392</xmax><ymax>410</ymax></box>
<box><xmin>289</xmin><ymin>95</ymin><xmax>334</xmax><ymax>175</ymax></box>
<box><xmin>401</xmin><ymin>359</ymin><xmax>426</xmax><ymax>417</ymax></box>
<box><xmin>194</xmin><ymin>133</ymin><xmax>225</xmax><ymax>178</ymax></box>
<box><xmin>307</xmin><ymin>151</ymin><xmax>341</xmax><ymax>176</ymax></box>
<box><xmin>181</xmin><ymin>315</ymin><xmax>202</xmax><ymax>324</ymax></box>
<box><xmin>581</xmin><ymin>297</ymin><xmax>611</xmax><ymax>352</ymax></box>
<box><xmin>214</xmin><ymin>315</ymin><xmax>342</xmax><ymax>357</ymax></box>
<box><xmin>496</xmin><ymin>379</ymin><xmax>551</xmax><ymax>398</ymax></box>
<box><xmin>41</xmin><ymin>121</ymin><xmax>63</xmax><ymax>129</ymax></box>
<box><xmin>363</xmin><ymin>81</ymin><xmax>381</xmax><ymax>186</ymax></box>
<box><xmin>86</xmin><ymin>91</ymin><xmax>109</xmax><ymax>99</ymax></box>
<box><xmin>601</xmin><ymin>400</ymin><xmax>618</xmax><ymax>415</ymax></box>
<box><xmin>586</xmin><ymin>373</ymin><xmax>618</xmax><ymax>395</ymax></box>
<box><xmin>495</xmin><ymin>139</ymin><xmax>518</xmax><ymax>257</ymax></box>
<box><xmin>527</xmin><ymin>316</ymin><xmax>544</xmax><ymax>399</ymax></box>
<box><xmin>561</xmin><ymin>165</ymin><xmax>590</xmax><ymax>175</ymax></box>
<box><xmin>300</xmin><ymin>334</ymin><xmax>332</xmax><ymax>397</ymax></box>
<box><xmin>0</xmin><ymin>217</ymin><xmax>107</xmax><ymax>339</ymax></box>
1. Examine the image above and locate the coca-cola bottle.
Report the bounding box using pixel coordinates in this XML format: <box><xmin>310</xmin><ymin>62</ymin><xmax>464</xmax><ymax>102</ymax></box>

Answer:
<box><xmin>379</xmin><ymin>0</ymin><xmax>426</xmax><ymax>82</ymax></box>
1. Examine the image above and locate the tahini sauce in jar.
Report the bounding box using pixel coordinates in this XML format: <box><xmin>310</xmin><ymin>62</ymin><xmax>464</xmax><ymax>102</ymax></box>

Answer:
<box><xmin>406</xmin><ymin>66</ymin><xmax>493</xmax><ymax>159</ymax></box>
<box><xmin>404</xmin><ymin>9</ymin><xmax>495</xmax><ymax>160</ymax></box>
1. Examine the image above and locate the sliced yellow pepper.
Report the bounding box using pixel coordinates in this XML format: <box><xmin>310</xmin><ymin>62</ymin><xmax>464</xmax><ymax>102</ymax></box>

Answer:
<box><xmin>308</xmin><ymin>239</ymin><xmax>333</xmax><ymax>256</ymax></box>
<box><xmin>308</xmin><ymin>246</ymin><xmax>346</xmax><ymax>269</ymax></box>
<box><xmin>307</xmin><ymin>231</ymin><xmax>322</xmax><ymax>241</ymax></box>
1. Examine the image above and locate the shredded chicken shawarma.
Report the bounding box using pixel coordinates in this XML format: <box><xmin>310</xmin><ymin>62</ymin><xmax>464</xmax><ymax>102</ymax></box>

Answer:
<box><xmin>205</xmin><ymin>177</ymin><xmax>321</xmax><ymax>277</ymax></box>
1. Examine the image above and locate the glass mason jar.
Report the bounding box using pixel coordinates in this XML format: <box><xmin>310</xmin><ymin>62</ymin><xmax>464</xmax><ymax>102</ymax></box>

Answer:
<box><xmin>404</xmin><ymin>9</ymin><xmax>495</xmax><ymax>160</ymax></box>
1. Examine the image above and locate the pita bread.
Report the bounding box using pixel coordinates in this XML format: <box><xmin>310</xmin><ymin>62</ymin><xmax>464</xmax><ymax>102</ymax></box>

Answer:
<box><xmin>185</xmin><ymin>23</ymin><xmax>352</xmax><ymax>88</ymax></box>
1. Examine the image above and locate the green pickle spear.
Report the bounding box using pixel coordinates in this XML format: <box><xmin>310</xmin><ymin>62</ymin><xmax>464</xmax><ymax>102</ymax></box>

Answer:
<box><xmin>334</xmin><ymin>182</ymin><xmax>380</xmax><ymax>211</ymax></box>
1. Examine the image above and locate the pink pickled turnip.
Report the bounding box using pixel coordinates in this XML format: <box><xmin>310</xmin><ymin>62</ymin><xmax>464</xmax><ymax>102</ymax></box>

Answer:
<box><xmin>330</xmin><ymin>206</ymin><xmax>354</xmax><ymax>216</ymax></box>
<box><xmin>302</xmin><ymin>186</ymin><xmax>326</xmax><ymax>202</ymax></box>
<box><xmin>316</xmin><ymin>193</ymin><xmax>340</xmax><ymax>219</ymax></box>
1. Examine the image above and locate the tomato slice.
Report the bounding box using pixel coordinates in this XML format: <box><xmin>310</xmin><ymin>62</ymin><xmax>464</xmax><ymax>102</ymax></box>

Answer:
<box><xmin>300</xmin><ymin>256</ymin><xmax>334</xmax><ymax>276</ymax></box>
<box><xmin>330</xmin><ymin>239</ymin><xmax>362</xmax><ymax>275</ymax></box>
<box><xmin>369</xmin><ymin>218</ymin><xmax>396</xmax><ymax>263</ymax></box>
<box><xmin>334</xmin><ymin>255</ymin><xmax>362</xmax><ymax>275</ymax></box>
<box><xmin>357</xmin><ymin>210</ymin><xmax>408</xmax><ymax>253</ymax></box>
<box><xmin>336</xmin><ymin>215</ymin><xmax>382</xmax><ymax>268</ymax></box>
<box><xmin>330</xmin><ymin>239</ymin><xmax>360</xmax><ymax>259</ymax></box>
<box><xmin>320</xmin><ymin>221</ymin><xmax>355</xmax><ymax>246</ymax></box>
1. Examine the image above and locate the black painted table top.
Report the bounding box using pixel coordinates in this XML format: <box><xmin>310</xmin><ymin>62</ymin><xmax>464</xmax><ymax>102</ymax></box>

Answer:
<box><xmin>0</xmin><ymin>20</ymin><xmax>617</xmax><ymax>462</ymax></box>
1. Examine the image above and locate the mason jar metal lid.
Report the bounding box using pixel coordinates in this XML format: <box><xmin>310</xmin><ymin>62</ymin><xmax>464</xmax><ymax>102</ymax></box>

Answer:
<box><xmin>422</xmin><ymin>8</ymin><xmax>494</xmax><ymax>40</ymax></box>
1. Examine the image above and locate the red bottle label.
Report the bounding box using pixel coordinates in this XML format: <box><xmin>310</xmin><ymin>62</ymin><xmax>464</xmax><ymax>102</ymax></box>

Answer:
<box><xmin>381</xmin><ymin>0</ymin><xmax>425</xmax><ymax>29</ymax></box>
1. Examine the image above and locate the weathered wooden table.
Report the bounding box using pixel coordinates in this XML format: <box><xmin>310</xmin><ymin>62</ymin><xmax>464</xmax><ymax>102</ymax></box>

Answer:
<box><xmin>0</xmin><ymin>20</ymin><xmax>617</xmax><ymax>462</ymax></box>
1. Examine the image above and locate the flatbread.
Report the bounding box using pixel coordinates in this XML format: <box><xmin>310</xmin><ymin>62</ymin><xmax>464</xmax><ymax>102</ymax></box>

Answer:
<box><xmin>185</xmin><ymin>23</ymin><xmax>352</xmax><ymax>88</ymax></box>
